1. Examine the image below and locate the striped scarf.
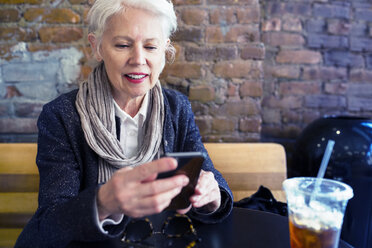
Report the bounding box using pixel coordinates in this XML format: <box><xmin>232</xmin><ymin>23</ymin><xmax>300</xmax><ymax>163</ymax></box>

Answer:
<box><xmin>76</xmin><ymin>62</ymin><xmax>164</xmax><ymax>184</ymax></box>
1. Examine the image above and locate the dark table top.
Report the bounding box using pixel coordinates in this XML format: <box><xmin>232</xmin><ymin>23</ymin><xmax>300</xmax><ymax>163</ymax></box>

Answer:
<box><xmin>84</xmin><ymin>207</ymin><xmax>353</xmax><ymax>248</ymax></box>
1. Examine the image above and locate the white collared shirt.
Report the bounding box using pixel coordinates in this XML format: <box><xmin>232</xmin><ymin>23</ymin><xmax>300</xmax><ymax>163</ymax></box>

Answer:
<box><xmin>113</xmin><ymin>93</ymin><xmax>149</xmax><ymax>158</ymax></box>
<box><xmin>96</xmin><ymin>93</ymin><xmax>149</xmax><ymax>234</ymax></box>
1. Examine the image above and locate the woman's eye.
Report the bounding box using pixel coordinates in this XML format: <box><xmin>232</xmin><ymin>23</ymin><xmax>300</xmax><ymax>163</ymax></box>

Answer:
<box><xmin>145</xmin><ymin>46</ymin><xmax>157</xmax><ymax>50</ymax></box>
<box><xmin>115</xmin><ymin>44</ymin><xmax>129</xmax><ymax>48</ymax></box>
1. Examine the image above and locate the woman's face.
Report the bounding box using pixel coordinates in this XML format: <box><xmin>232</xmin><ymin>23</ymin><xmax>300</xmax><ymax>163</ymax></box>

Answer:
<box><xmin>90</xmin><ymin>8</ymin><xmax>168</xmax><ymax>103</ymax></box>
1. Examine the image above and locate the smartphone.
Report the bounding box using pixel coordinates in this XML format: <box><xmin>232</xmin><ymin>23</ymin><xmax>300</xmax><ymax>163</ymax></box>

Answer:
<box><xmin>158</xmin><ymin>151</ymin><xmax>206</xmax><ymax>210</ymax></box>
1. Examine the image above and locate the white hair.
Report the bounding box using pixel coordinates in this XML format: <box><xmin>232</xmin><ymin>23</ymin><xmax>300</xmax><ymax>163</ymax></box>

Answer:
<box><xmin>87</xmin><ymin>0</ymin><xmax>177</xmax><ymax>62</ymax></box>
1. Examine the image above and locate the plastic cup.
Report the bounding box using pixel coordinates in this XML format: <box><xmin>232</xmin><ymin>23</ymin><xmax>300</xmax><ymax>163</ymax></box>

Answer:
<box><xmin>283</xmin><ymin>177</ymin><xmax>353</xmax><ymax>248</ymax></box>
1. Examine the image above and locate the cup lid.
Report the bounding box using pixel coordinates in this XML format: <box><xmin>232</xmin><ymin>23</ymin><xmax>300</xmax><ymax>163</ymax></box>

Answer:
<box><xmin>283</xmin><ymin>177</ymin><xmax>354</xmax><ymax>201</ymax></box>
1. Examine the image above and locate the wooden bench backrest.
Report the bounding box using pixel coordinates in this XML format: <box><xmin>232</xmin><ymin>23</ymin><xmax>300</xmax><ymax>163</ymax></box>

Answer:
<box><xmin>0</xmin><ymin>142</ymin><xmax>287</xmax><ymax>247</ymax></box>
<box><xmin>0</xmin><ymin>143</ymin><xmax>39</xmax><ymax>247</ymax></box>
<box><xmin>204</xmin><ymin>143</ymin><xmax>287</xmax><ymax>202</ymax></box>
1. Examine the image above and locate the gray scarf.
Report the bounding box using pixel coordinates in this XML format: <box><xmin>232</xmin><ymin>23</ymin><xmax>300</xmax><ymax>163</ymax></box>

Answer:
<box><xmin>76</xmin><ymin>62</ymin><xmax>164</xmax><ymax>183</ymax></box>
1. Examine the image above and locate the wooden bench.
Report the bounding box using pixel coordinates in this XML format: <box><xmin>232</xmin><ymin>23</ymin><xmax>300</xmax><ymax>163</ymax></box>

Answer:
<box><xmin>0</xmin><ymin>142</ymin><xmax>286</xmax><ymax>247</ymax></box>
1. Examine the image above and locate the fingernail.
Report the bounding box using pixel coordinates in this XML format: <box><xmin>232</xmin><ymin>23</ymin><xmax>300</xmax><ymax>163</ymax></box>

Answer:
<box><xmin>183</xmin><ymin>176</ymin><xmax>189</xmax><ymax>185</ymax></box>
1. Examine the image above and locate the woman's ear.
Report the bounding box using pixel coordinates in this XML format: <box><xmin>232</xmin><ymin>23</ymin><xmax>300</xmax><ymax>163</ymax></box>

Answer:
<box><xmin>88</xmin><ymin>33</ymin><xmax>102</xmax><ymax>61</ymax></box>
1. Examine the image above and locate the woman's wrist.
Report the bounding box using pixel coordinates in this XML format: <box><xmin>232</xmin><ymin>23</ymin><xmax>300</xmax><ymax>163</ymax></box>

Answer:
<box><xmin>96</xmin><ymin>185</ymin><xmax>113</xmax><ymax>221</ymax></box>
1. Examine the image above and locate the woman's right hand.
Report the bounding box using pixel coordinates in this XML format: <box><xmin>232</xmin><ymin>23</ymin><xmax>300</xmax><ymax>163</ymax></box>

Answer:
<box><xmin>96</xmin><ymin>157</ymin><xmax>189</xmax><ymax>220</ymax></box>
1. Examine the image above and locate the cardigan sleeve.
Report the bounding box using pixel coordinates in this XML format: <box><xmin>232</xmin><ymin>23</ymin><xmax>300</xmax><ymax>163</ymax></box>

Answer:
<box><xmin>162</xmin><ymin>89</ymin><xmax>234</xmax><ymax>223</ymax></box>
<box><xmin>15</xmin><ymin>94</ymin><xmax>127</xmax><ymax>248</ymax></box>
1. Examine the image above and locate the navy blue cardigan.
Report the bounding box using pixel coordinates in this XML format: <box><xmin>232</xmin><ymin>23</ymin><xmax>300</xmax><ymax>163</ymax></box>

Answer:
<box><xmin>15</xmin><ymin>88</ymin><xmax>233</xmax><ymax>248</ymax></box>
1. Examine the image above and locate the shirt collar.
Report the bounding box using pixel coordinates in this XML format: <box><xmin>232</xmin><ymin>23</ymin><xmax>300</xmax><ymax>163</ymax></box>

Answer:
<box><xmin>113</xmin><ymin>93</ymin><xmax>149</xmax><ymax>126</ymax></box>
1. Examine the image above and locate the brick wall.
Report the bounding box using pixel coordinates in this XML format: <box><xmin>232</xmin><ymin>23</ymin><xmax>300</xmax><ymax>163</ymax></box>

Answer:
<box><xmin>261</xmin><ymin>0</ymin><xmax>372</xmax><ymax>161</ymax></box>
<box><xmin>0</xmin><ymin>0</ymin><xmax>264</xmax><ymax>142</ymax></box>
<box><xmin>0</xmin><ymin>0</ymin><xmax>371</xmax><ymax>150</ymax></box>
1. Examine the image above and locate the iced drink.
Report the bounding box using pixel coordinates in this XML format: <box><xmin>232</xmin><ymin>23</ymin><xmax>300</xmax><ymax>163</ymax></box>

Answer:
<box><xmin>283</xmin><ymin>177</ymin><xmax>353</xmax><ymax>248</ymax></box>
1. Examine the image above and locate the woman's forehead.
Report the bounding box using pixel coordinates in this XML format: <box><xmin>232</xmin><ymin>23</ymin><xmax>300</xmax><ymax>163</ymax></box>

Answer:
<box><xmin>104</xmin><ymin>8</ymin><xmax>167</xmax><ymax>41</ymax></box>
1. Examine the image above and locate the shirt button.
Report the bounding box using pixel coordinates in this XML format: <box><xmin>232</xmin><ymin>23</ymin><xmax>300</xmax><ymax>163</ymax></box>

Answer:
<box><xmin>129</xmin><ymin>131</ymin><xmax>136</xmax><ymax>136</ymax></box>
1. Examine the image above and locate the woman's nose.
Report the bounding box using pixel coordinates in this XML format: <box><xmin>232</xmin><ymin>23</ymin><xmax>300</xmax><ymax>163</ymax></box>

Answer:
<box><xmin>129</xmin><ymin>46</ymin><xmax>146</xmax><ymax>65</ymax></box>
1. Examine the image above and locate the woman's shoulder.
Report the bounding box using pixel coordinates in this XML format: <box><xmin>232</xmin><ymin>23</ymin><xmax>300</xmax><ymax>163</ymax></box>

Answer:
<box><xmin>43</xmin><ymin>89</ymin><xmax>78</xmax><ymax>111</ymax></box>
<box><xmin>40</xmin><ymin>89</ymin><xmax>79</xmax><ymax>121</ymax></box>
<box><xmin>162</xmin><ymin>87</ymin><xmax>190</xmax><ymax>106</ymax></box>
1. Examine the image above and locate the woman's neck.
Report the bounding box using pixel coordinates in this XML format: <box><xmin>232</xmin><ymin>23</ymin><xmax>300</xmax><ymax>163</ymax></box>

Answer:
<box><xmin>113</xmin><ymin>94</ymin><xmax>144</xmax><ymax>118</ymax></box>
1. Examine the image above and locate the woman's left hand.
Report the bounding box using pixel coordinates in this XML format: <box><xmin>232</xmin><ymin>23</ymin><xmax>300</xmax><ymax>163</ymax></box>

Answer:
<box><xmin>178</xmin><ymin>170</ymin><xmax>221</xmax><ymax>214</ymax></box>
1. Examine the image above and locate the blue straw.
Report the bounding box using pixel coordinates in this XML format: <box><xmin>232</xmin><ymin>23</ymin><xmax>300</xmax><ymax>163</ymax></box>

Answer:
<box><xmin>311</xmin><ymin>139</ymin><xmax>335</xmax><ymax>203</ymax></box>
<box><xmin>316</xmin><ymin>140</ymin><xmax>335</xmax><ymax>179</ymax></box>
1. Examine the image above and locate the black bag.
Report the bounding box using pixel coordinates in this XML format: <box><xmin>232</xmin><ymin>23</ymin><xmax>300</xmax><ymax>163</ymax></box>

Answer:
<box><xmin>233</xmin><ymin>185</ymin><xmax>287</xmax><ymax>217</ymax></box>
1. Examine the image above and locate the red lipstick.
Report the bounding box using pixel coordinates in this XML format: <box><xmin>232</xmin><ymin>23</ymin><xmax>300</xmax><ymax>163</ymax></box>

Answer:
<box><xmin>123</xmin><ymin>73</ymin><xmax>148</xmax><ymax>84</ymax></box>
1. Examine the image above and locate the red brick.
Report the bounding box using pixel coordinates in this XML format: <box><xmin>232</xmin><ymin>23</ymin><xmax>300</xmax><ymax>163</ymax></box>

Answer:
<box><xmin>283</xmin><ymin>17</ymin><xmax>302</xmax><ymax>32</ymax></box>
<box><xmin>240</xmin><ymin>43</ymin><xmax>265</xmax><ymax>60</ymax></box>
<box><xmin>279</xmin><ymin>82</ymin><xmax>321</xmax><ymax>95</ymax></box>
<box><xmin>180</xmin><ymin>8</ymin><xmax>207</xmax><ymax>26</ymax></box>
<box><xmin>302</xmin><ymin>67</ymin><xmax>347</xmax><ymax>81</ymax></box>
<box><xmin>262</xmin><ymin>18</ymin><xmax>281</xmax><ymax>31</ymax></box>
<box><xmin>228</xmin><ymin>83</ymin><xmax>238</xmax><ymax>97</ymax></box>
<box><xmin>166</xmin><ymin>62</ymin><xmax>202</xmax><ymax>78</ymax></box>
<box><xmin>0</xmin><ymin>118</ymin><xmax>37</xmax><ymax>133</ymax></box>
<box><xmin>239</xmin><ymin>117</ymin><xmax>261</xmax><ymax>132</ymax></box>
<box><xmin>185</xmin><ymin>46</ymin><xmax>216</xmax><ymax>61</ymax></box>
<box><xmin>276</xmin><ymin>50</ymin><xmax>322</xmax><ymax>64</ymax></box>
<box><xmin>173</xmin><ymin>0</ymin><xmax>202</xmax><ymax>5</ymax></box>
<box><xmin>39</xmin><ymin>27</ymin><xmax>83</xmax><ymax>43</ymax></box>
<box><xmin>263</xmin><ymin>32</ymin><xmax>305</xmax><ymax>46</ymax></box>
<box><xmin>189</xmin><ymin>85</ymin><xmax>215</xmax><ymax>102</ymax></box>
<box><xmin>212</xmin><ymin>117</ymin><xmax>236</xmax><ymax>132</ymax></box>
<box><xmin>5</xmin><ymin>86</ymin><xmax>22</xmax><ymax>98</ymax></box>
<box><xmin>305</xmin><ymin>95</ymin><xmax>346</xmax><ymax>108</ymax></box>
<box><xmin>213</xmin><ymin>61</ymin><xmax>262</xmax><ymax>79</ymax></box>
<box><xmin>206</xmin><ymin>25</ymin><xmax>259</xmax><ymax>43</ymax></box>
<box><xmin>207</xmin><ymin>0</ymin><xmax>258</xmax><ymax>5</ymax></box>
<box><xmin>173</xmin><ymin>27</ymin><xmax>203</xmax><ymax>42</ymax></box>
<box><xmin>266</xmin><ymin>2</ymin><xmax>311</xmax><ymax>16</ymax></box>
<box><xmin>327</xmin><ymin>19</ymin><xmax>350</xmax><ymax>35</ymax></box>
<box><xmin>0</xmin><ymin>44</ymin><xmax>19</xmax><ymax>60</ymax></box>
<box><xmin>348</xmin><ymin>97</ymin><xmax>372</xmax><ymax>111</ymax></box>
<box><xmin>216</xmin><ymin>47</ymin><xmax>238</xmax><ymax>60</ymax></box>
<box><xmin>24</xmin><ymin>8</ymin><xmax>81</xmax><ymax>24</ymax></box>
<box><xmin>236</xmin><ymin>6</ymin><xmax>260</xmax><ymax>24</ymax></box>
<box><xmin>262</xmin><ymin>96</ymin><xmax>302</xmax><ymax>109</ymax></box>
<box><xmin>209</xmin><ymin>8</ymin><xmax>236</xmax><ymax>25</ymax></box>
<box><xmin>0</xmin><ymin>27</ymin><xmax>37</xmax><ymax>41</ymax></box>
<box><xmin>217</xmin><ymin>99</ymin><xmax>259</xmax><ymax>116</ymax></box>
<box><xmin>325</xmin><ymin>83</ymin><xmax>347</xmax><ymax>94</ymax></box>
<box><xmin>69</xmin><ymin>0</ymin><xmax>86</xmax><ymax>4</ymax></box>
<box><xmin>28</xmin><ymin>43</ymin><xmax>68</xmax><ymax>52</ymax></box>
<box><xmin>239</xmin><ymin>81</ymin><xmax>263</xmax><ymax>97</ymax></box>
<box><xmin>0</xmin><ymin>0</ymin><xmax>41</xmax><ymax>4</ymax></box>
<box><xmin>0</xmin><ymin>9</ymin><xmax>19</xmax><ymax>22</ymax></box>
<box><xmin>347</xmin><ymin>84</ymin><xmax>372</xmax><ymax>97</ymax></box>
<box><xmin>350</xmin><ymin>69</ymin><xmax>372</xmax><ymax>82</ymax></box>
<box><xmin>266</xmin><ymin>65</ymin><xmax>300</xmax><ymax>79</ymax></box>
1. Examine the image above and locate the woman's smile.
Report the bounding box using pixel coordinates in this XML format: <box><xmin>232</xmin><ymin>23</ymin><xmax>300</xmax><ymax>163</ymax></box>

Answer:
<box><xmin>123</xmin><ymin>73</ymin><xmax>149</xmax><ymax>84</ymax></box>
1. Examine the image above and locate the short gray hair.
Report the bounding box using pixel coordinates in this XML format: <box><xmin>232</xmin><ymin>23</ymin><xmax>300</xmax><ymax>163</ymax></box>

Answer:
<box><xmin>87</xmin><ymin>0</ymin><xmax>177</xmax><ymax>61</ymax></box>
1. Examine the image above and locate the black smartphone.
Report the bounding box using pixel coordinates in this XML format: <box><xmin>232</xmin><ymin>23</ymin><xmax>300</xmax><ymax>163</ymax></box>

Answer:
<box><xmin>157</xmin><ymin>151</ymin><xmax>206</xmax><ymax>210</ymax></box>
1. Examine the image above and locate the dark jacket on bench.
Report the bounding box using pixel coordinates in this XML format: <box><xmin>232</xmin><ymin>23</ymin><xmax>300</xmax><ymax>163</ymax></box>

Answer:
<box><xmin>15</xmin><ymin>88</ymin><xmax>233</xmax><ymax>248</ymax></box>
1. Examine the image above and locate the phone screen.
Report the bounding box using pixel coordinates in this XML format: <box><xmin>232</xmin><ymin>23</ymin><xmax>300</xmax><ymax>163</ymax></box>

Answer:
<box><xmin>158</xmin><ymin>151</ymin><xmax>206</xmax><ymax>210</ymax></box>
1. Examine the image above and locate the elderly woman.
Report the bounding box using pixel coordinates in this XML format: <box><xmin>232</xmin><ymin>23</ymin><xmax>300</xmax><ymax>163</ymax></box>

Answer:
<box><xmin>15</xmin><ymin>0</ymin><xmax>233</xmax><ymax>247</ymax></box>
